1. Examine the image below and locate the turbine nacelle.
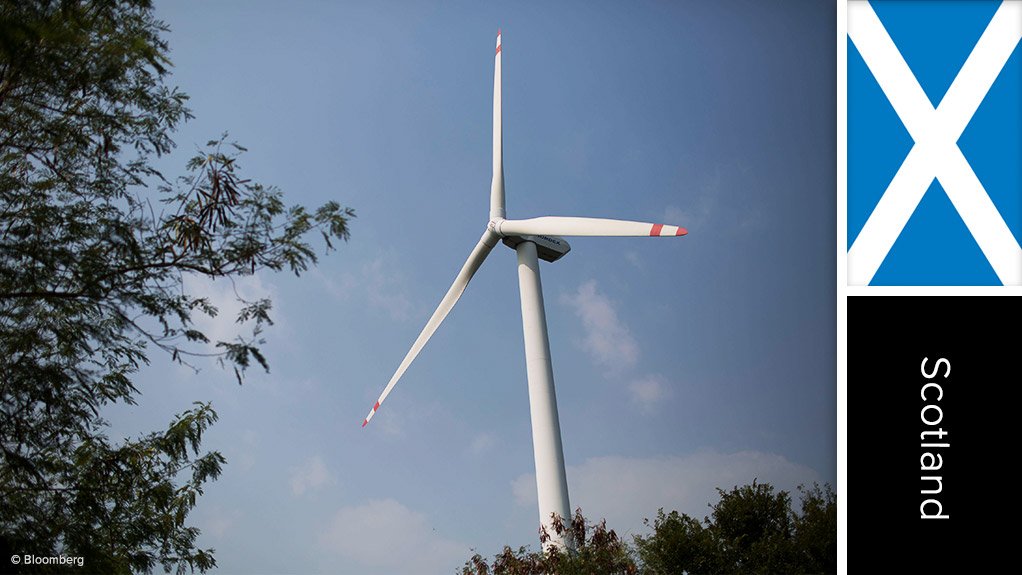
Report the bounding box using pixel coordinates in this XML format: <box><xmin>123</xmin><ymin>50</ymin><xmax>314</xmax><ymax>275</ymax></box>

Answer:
<box><xmin>501</xmin><ymin>233</ymin><xmax>571</xmax><ymax>263</ymax></box>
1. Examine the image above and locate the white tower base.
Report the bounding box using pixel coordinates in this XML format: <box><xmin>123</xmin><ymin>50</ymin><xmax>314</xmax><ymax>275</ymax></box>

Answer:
<box><xmin>515</xmin><ymin>240</ymin><xmax>574</xmax><ymax>551</ymax></box>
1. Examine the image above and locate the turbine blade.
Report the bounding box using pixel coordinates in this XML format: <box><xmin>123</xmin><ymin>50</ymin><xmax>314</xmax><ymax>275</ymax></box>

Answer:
<box><xmin>490</xmin><ymin>29</ymin><xmax>505</xmax><ymax>220</ymax></box>
<box><xmin>498</xmin><ymin>216</ymin><xmax>688</xmax><ymax>237</ymax></box>
<box><xmin>362</xmin><ymin>229</ymin><xmax>500</xmax><ymax>427</ymax></box>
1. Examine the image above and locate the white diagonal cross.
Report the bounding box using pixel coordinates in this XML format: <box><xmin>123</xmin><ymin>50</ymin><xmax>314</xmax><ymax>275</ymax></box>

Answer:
<box><xmin>848</xmin><ymin>0</ymin><xmax>1022</xmax><ymax>285</ymax></box>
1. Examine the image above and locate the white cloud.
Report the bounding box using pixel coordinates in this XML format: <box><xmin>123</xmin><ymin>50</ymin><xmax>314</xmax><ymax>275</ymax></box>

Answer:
<box><xmin>512</xmin><ymin>451</ymin><xmax>821</xmax><ymax>536</ymax></box>
<box><xmin>469</xmin><ymin>432</ymin><xmax>497</xmax><ymax>455</ymax></box>
<box><xmin>361</xmin><ymin>400</ymin><xmax>452</xmax><ymax>440</ymax></box>
<box><xmin>663</xmin><ymin>205</ymin><xmax>688</xmax><ymax>226</ymax></box>
<box><xmin>624</xmin><ymin>250</ymin><xmax>644</xmax><ymax>270</ymax></box>
<box><xmin>560</xmin><ymin>280</ymin><xmax>639</xmax><ymax>371</ymax></box>
<box><xmin>511</xmin><ymin>474</ymin><xmax>536</xmax><ymax>508</ymax></box>
<box><xmin>182</xmin><ymin>273</ymin><xmax>277</xmax><ymax>347</ymax></box>
<box><xmin>289</xmin><ymin>455</ymin><xmax>334</xmax><ymax>496</ymax></box>
<box><xmin>367</xmin><ymin>403</ymin><xmax>405</xmax><ymax>438</ymax></box>
<box><xmin>667</xmin><ymin>160</ymin><xmax>767</xmax><ymax>235</ymax></box>
<box><xmin>315</xmin><ymin>268</ymin><xmax>356</xmax><ymax>301</ymax></box>
<box><xmin>199</xmin><ymin>506</ymin><xmax>241</xmax><ymax>539</ymax></box>
<box><xmin>319</xmin><ymin>499</ymin><xmax>469</xmax><ymax>575</ymax></box>
<box><xmin>628</xmin><ymin>374</ymin><xmax>671</xmax><ymax>410</ymax></box>
<box><xmin>229</xmin><ymin>429</ymin><xmax>259</xmax><ymax>472</ymax></box>
<box><xmin>333</xmin><ymin>251</ymin><xmax>413</xmax><ymax>321</ymax></box>
<box><xmin>362</xmin><ymin>252</ymin><xmax>413</xmax><ymax>321</ymax></box>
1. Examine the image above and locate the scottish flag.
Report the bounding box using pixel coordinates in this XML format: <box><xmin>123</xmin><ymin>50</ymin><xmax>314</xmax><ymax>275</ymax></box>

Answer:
<box><xmin>848</xmin><ymin>0</ymin><xmax>1021</xmax><ymax>285</ymax></box>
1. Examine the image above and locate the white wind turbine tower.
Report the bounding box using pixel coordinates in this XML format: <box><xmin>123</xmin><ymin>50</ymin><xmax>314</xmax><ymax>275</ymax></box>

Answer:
<box><xmin>362</xmin><ymin>30</ymin><xmax>686</xmax><ymax>548</ymax></box>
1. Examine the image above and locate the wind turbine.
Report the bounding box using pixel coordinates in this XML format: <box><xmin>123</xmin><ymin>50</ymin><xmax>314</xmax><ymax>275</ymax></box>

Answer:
<box><xmin>362</xmin><ymin>30</ymin><xmax>686</xmax><ymax>548</ymax></box>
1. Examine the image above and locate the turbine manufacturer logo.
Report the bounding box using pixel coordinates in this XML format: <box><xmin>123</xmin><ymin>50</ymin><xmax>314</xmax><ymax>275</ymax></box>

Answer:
<box><xmin>847</xmin><ymin>0</ymin><xmax>1021</xmax><ymax>285</ymax></box>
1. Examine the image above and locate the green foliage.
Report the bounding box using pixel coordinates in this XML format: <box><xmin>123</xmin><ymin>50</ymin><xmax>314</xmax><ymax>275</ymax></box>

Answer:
<box><xmin>4</xmin><ymin>403</ymin><xmax>223</xmax><ymax>574</ymax></box>
<box><xmin>633</xmin><ymin>510</ymin><xmax>720</xmax><ymax>575</ymax></box>
<box><xmin>791</xmin><ymin>483</ymin><xmax>837</xmax><ymax>575</ymax></box>
<box><xmin>635</xmin><ymin>481</ymin><xmax>837</xmax><ymax>575</ymax></box>
<box><xmin>1</xmin><ymin>0</ymin><xmax>353</xmax><ymax>571</ymax></box>
<box><xmin>710</xmin><ymin>480</ymin><xmax>796</xmax><ymax>573</ymax></box>
<box><xmin>461</xmin><ymin>509</ymin><xmax>637</xmax><ymax>575</ymax></box>
<box><xmin>464</xmin><ymin>482</ymin><xmax>837</xmax><ymax>575</ymax></box>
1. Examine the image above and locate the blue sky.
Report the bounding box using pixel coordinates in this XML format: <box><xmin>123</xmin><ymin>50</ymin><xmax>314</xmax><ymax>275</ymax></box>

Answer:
<box><xmin>106</xmin><ymin>1</ymin><xmax>836</xmax><ymax>573</ymax></box>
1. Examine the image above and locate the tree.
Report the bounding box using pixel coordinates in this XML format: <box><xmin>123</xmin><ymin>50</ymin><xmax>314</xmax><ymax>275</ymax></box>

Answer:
<box><xmin>634</xmin><ymin>481</ymin><xmax>837</xmax><ymax>575</ymax></box>
<box><xmin>461</xmin><ymin>509</ymin><xmax>637</xmax><ymax>575</ymax></box>
<box><xmin>632</xmin><ymin>510</ymin><xmax>720</xmax><ymax>575</ymax></box>
<box><xmin>790</xmin><ymin>483</ymin><xmax>837</xmax><ymax>575</ymax></box>
<box><xmin>463</xmin><ymin>482</ymin><xmax>836</xmax><ymax>575</ymax></box>
<box><xmin>708</xmin><ymin>480</ymin><xmax>796</xmax><ymax>573</ymax></box>
<box><xmin>0</xmin><ymin>0</ymin><xmax>353</xmax><ymax>572</ymax></box>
